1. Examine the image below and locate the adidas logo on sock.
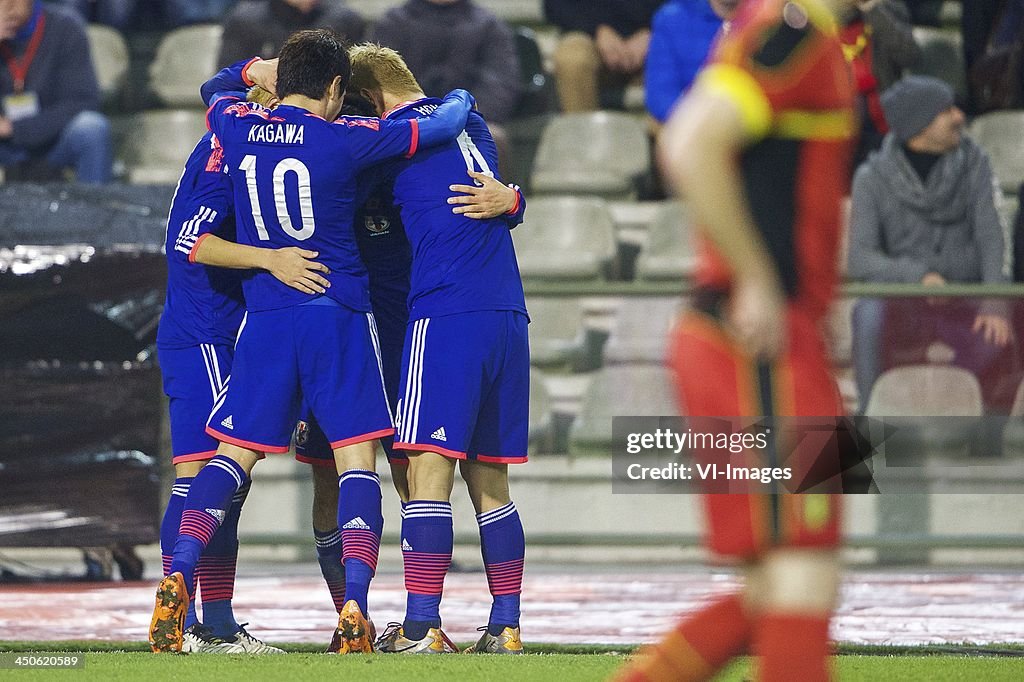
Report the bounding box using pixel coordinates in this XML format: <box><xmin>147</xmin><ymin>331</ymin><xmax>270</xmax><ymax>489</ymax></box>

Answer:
<box><xmin>430</xmin><ymin>426</ymin><xmax>447</xmax><ymax>442</ymax></box>
<box><xmin>343</xmin><ymin>517</ymin><xmax>371</xmax><ymax>530</ymax></box>
<box><xmin>205</xmin><ymin>508</ymin><xmax>226</xmax><ymax>523</ymax></box>
<box><xmin>221</xmin><ymin>415</ymin><xmax>234</xmax><ymax>429</ymax></box>
<box><xmin>402</xmin><ymin>539</ymin><xmax>413</xmax><ymax>551</ymax></box>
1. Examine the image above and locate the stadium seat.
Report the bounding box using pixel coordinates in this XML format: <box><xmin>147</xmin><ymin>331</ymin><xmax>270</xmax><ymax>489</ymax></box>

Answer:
<box><xmin>513</xmin><ymin>196</ymin><xmax>617</xmax><ymax>281</ymax></box>
<box><xmin>909</xmin><ymin>27</ymin><xmax>967</xmax><ymax>102</ymax></box>
<box><xmin>86</xmin><ymin>24</ymin><xmax>130</xmax><ymax>104</ymax></box>
<box><xmin>526</xmin><ymin>297</ymin><xmax>586</xmax><ymax>368</ymax></box>
<box><xmin>865</xmin><ymin>365</ymin><xmax>983</xmax><ymax>460</ymax></box>
<box><xmin>1002</xmin><ymin>380</ymin><xmax>1024</xmax><ymax>458</ymax></box>
<box><xmin>569</xmin><ymin>364</ymin><xmax>678</xmax><ymax>456</ymax></box>
<box><xmin>603</xmin><ymin>297</ymin><xmax>681</xmax><ymax>365</ymax></box>
<box><xmin>119</xmin><ymin>110</ymin><xmax>209</xmax><ymax>184</ymax></box>
<box><xmin>529</xmin><ymin>369</ymin><xmax>555</xmax><ymax>452</ymax></box>
<box><xmin>513</xmin><ymin>26</ymin><xmax>553</xmax><ymax>117</ymax></box>
<box><xmin>635</xmin><ymin>201</ymin><xmax>696</xmax><ymax>281</ymax></box>
<box><xmin>149</xmin><ymin>24</ymin><xmax>224</xmax><ymax>107</ymax></box>
<box><xmin>531</xmin><ymin>112</ymin><xmax>650</xmax><ymax>198</ymax></box>
<box><xmin>970</xmin><ymin>111</ymin><xmax>1024</xmax><ymax>194</ymax></box>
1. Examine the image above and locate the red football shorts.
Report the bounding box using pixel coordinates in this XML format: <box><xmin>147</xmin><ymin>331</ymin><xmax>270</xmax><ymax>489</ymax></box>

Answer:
<box><xmin>668</xmin><ymin>303</ymin><xmax>843</xmax><ymax>560</ymax></box>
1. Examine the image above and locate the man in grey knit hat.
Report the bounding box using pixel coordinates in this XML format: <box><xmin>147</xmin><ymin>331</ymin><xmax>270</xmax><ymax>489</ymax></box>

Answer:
<box><xmin>848</xmin><ymin>75</ymin><xmax>1013</xmax><ymax>411</ymax></box>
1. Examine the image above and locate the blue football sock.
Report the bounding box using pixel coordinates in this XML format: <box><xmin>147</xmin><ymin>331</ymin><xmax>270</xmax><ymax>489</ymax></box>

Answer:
<box><xmin>170</xmin><ymin>456</ymin><xmax>247</xmax><ymax>594</ymax></box>
<box><xmin>161</xmin><ymin>477</ymin><xmax>199</xmax><ymax>628</ymax></box>
<box><xmin>401</xmin><ymin>500</ymin><xmax>453</xmax><ymax>639</ymax></box>
<box><xmin>338</xmin><ymin>470</ymin><xmax>383</xmax><ymax>616</ymax></box>
<box><xmin>314</xmin><ymin>526</ymin><xmax>346</xmax><ymax>612</ymax></box>
<box><xmin>199</xmin><ymin>481</ymin><xmax>248</xmax><ymax>637</ymax></box>
<box><xmin>477</xmin><ymin>501</ymin><xmax>525</xmax><ymax>634</ymax></box>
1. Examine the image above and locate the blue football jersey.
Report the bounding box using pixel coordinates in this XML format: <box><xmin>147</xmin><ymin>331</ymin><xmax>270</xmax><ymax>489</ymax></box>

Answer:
<box><xmin>157</xmin><ymin>132</ymin><xmax>245</xmax><ymax>349</ymax></box>
<box><xmin>206</xmin><ymin>95</ymin><xmax>420</xmax><ymax>313</ymax></box>
<box><xmin>382</xmin><ymin>99</ymin><xmax>527</xmax><ymax>320</ymax></box>
<box><xmin>354</xmin><ymin>169</ymin><xmax>412</xmax><ymax>335</ymax></box>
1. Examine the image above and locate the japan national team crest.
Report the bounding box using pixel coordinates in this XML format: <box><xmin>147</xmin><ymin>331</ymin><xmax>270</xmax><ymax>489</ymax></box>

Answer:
<box><xmin>364</xmin><ymin>214</ymin><xmax>391</xmax><ymax>235</ymax></box>
<box><xmin>295</xmin><ymin>420</ymin><xmax>309</xmax><ymax>446</ymax></box>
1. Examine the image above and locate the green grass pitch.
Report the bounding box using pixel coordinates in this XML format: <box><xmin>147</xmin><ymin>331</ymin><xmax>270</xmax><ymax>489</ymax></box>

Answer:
<box><xmin>2</xmin><ymin>642</ymin><xmax>1024</xmax><ymax>681</ymax></box>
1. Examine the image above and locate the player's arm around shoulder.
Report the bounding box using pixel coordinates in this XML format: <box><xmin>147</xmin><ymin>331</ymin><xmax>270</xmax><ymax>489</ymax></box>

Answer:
<box><xmin>192</xmin><ymin>237</ymin><xmax>332</xmax><ymax>296</ymax></box>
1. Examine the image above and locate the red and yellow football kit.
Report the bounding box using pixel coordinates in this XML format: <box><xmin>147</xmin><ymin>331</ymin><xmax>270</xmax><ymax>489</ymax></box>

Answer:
<box><xmin>668</xmin><ymin>0</ymin><xmax>856</xmax><ymax>560</ymax></box>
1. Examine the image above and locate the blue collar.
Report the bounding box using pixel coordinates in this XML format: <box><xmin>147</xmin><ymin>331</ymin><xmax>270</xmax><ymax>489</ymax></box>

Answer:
<box><xmin>13</xmin><ymin>2</ymin><xmax>43</xmax><ymax>43</ymax></box>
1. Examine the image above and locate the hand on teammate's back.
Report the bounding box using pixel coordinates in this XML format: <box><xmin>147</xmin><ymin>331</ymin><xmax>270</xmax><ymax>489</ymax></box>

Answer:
<box><xmin>266</xmin><ymin>247</ymin><xmax>331</xmax><ymax>295</ymax></box>
<box><xmin>447</xmin><ymin>171</ymin><xmax>517</xmax><ymax>219</ymax></box>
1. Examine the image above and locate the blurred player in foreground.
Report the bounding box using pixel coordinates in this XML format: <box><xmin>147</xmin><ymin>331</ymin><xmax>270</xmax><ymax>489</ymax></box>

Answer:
<box><xmin>346</xmin><ymin>44</ymin><xmax>530</xmax><ymax>655</ymax></box>
<box><xmin>617</xmin><ymin>0</ymin><xmax>856</xmax><ymax>679</ymax></box>
<box><xmin>150</xmin><ymin>29</ymin><xmax>475</xmax><ymax>654</ymax></box>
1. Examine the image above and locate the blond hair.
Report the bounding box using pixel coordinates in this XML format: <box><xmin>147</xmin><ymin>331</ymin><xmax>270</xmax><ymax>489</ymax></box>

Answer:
<box><xmin>247</xmin><ymin>85</ymin><xmax>278</xmax><ymax>108</ymax></box>
<box><xmin>348</xmin><ymin>43</ymin><xmax>422</xmax><ymax>97</ymax></box>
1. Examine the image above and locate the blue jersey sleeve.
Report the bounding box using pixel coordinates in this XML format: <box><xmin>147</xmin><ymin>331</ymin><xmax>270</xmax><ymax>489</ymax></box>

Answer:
<box><xmin>503</xmin><ymin>185</ymin><xmax>526</xmax><ymax>229</ymax></box>
<box><xmin>168</xmin><ymin>142</ymin><xmax>234</xmax><ymax>265</ymax></box>
<box><xmin>415</xmin><ymin>89</ymin><xmax>474</xmax><ymax>148</ymax></box>
<box><xmin>337</xmin><ymin>116</ymin><xmax>418</xmax><ymax>168</ymax></box>
<box><xmin>201</xmin><ymin>57</ymin><xmax>260</xmax><ymax>106</ymax></box>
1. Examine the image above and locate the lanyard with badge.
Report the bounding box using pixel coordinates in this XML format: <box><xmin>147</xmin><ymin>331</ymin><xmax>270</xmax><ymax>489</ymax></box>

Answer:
<box><xmin>1</xmin><ymin>12</ymin><xmax>46</xmax><ymax>122</ymax></box>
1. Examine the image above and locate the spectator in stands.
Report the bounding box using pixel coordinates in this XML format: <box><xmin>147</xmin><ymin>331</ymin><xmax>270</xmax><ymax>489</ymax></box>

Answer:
<box><xmin>163</xmin><ymin>0</ymin><xmax>238</xmax><ymax>28</ymax></box>
<box><xmin>0</xmin><ymin>0</ymin><xmax>111</xmax><ymax>183</ymax></box>
<box><xmin>964</xmin><ymin>0</ymin><xmax>1024</xmax><ymax>114</ymax></box>
<box><xmin>544</xmin><ymin>0</ymin><xmax>662</xmax><ymax>112</ymax></box>
<box><xmin>848</xmin><ymin>76</ymin><xmax>1012</xmax><ymax>411</ymax></box>
<box><xmin>644</xmin><ymin>0</ymin><xmax>739</xmax><ymax>126</ymax></box>
<box><xmin>371</xmin><ymin>0</ymin><xmax>518</xmax><ymax>125</ymax></box>
<box><xmin>842</xmin><ymin>0</ymin><xmax>921</xmax><ymax>168</ymax></box>
<box><xmin>47</xmin><ymin>0</ymin><xmax>136</xmax><ymax>29</ymax></box>
<box><xmin>218</xmin><ymin>0</ymin><xmax>363</xmax><ymax>64</ymax></box>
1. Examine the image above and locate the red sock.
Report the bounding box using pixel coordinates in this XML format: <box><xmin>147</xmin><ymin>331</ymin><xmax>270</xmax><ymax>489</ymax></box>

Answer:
<box><xmin>754</xmin><ymin>613</ymin><xmax>832</xmax><ymax>682</ymax></box>
<box><xmin>616</xmin><ymin>593</ymin><xmax>750</xmax><ymax>682</ymax></box>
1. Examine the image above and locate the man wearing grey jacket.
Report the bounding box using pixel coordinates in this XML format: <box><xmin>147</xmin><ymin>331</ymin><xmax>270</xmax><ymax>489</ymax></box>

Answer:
<box><xmin>848</xmin><ymin>75</ymin><xmax>1012</xmax><ymax>410</ymax></box>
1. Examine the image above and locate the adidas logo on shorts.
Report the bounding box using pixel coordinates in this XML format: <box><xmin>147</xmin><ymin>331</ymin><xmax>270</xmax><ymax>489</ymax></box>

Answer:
<box><xmin>221</xmin><ymin>415</ymin><xmax>234</xmax><ymax>429</ymax></box>
<box><xmin>343</xmin><ymin>517</ymin><xmax>371</xmax><ymax>530</ymax></box>
<box><xmin>430</xmin><ymin>426</ymin><xmax>447</xmax><ymax>442</ymax></box>
<box><xmin>205</xmin><ymin>508</ymin><xmax>226</xmax><ymax>523</ymax></box>
<box><xmin>402</xmin><ymin>539</ymin><xmax>413</xmax><ymax>551</ymax></box>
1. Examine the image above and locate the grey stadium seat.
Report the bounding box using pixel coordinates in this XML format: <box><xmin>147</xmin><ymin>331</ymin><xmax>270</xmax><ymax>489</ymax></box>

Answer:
<box><xmin>603</xmin><ymin>297</ymin><xmax>681</xmax><ymax>365</ymax></box>
<box><xmin>569</xmin><ymin>364</ymin><xmax>678</xmax><ymax>456</ymax></box>
<box><xmin>513</xmin><ymin>196</ymin><xmax>617</xmax><ymax>281</ymax></box>
<box><xmin>87</xmin><ymin>24</ymin><xmax>129</xmax><ymax>104</ymax></box>
<box><xmin>970</xmin><ymin>111</ymin><xmax>1024</xmax><ymax>194</ymax></box>
<box><xmin>529</xmin><ymin>369</ymin><xmax>555</xmax><ymax>452</ymax></box>
<box><xmin>636</xmin><ymin>201</ymin><xmax>696</xmax><ymax>281</ymax></box>
<box><xmin>149</xmin><ymin>24</ymin><xmax>224</xmax><ymax>107</ymax></box>
<box><xmin>526</xmin><ymin>297</ymin><xmax>586</xmax><ymax>368</ymax></box>
<box><xmin>1003</xmin><ymin>380</ymin><xmax>1024</xmax><ymax>458</ymax></box>
<box><xmin>531</xmin><ymin>112</ymin><xmax>650</xmax><ymax>198</ymax></box>
<box><xmin>909</xmin><ymin>27</ymin><xmax>967</xmax><ymax>103</ymax></box>
<box><xmin>865</xmin><ymin>365</ymin><xmax>983</xmax><ymax>460</ymax></box>
<box><xmin>119</xmin><ymin>110</ymin><xmax>209</xmax><ymax>184</ymax></box>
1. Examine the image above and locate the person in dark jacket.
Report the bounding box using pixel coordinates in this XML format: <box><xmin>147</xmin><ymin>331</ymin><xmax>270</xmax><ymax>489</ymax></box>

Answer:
<box><xmin>0</xmin><ymin>0</ymin><xmax>111</xmax><ymax>183</ymax></box>
<box><xmin>218</xmin><ymin>0</ymin><xmax>364</xmax><ymax>65</ymax></box>
<box><xmin>371</xmin><ymin>0</ymin><xmax>519</xmax><ymax>125</ymax></box>
<box><xmin>544</xmin><ymin>0</ymin><xmax>662</xmax><ymax>112</ymax></box>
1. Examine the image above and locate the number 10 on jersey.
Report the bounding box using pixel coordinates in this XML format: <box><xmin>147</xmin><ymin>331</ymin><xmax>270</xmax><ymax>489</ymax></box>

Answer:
<box><xmin>239</xmin><ymin>155</ymin><xmax>316</xmax><ymax>241</ymax></box>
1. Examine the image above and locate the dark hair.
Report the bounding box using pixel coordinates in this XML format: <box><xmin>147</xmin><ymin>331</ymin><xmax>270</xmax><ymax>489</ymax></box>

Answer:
<box><xmin>276</xmin><ymin>29</ymin><xmax>351</xmax><ymax>101</ymax></box>
<box><xmin>341</xmin><ymin>93</ymin><xmax>376</xmax><ymax>118</ymax></box>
